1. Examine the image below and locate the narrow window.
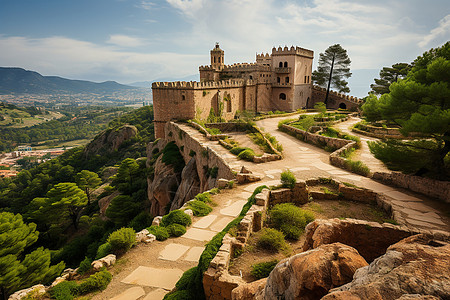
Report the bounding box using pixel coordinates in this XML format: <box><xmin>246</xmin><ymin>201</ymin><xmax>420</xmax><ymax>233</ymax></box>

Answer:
<box><xmin>218</xmin><ymin>57</ymin><xmax>221</xmax><ymax>63</ymax></box>
<box><xmin>182</xmin><ymin>95</ymin><xmax>186</xmax><ymax>101</ymax></box>
<box><xmin>227</xmin><ymin>99</ymin><xmax>232</xmax><ymax>112</ymax></box>
<box><xmin>285</xmin><ymin>77</ymin><xmax>289</xmax><ymax>83</ymax></box>
<box><xmin>279</xmin><ymin>62</ymin><xmax>283</xmax><ymax>67</ymax></box>
<box><xmin>277</xmin><ymin>77</ymin><xmax>280</xmax><ymax>83</ymax></box>
<box><xmin>284</xmin><ymin>61</ymin><xmax>288</xmax><ymax>68</ymax></box>
<box><xmin>279</xmin><ymin>93</ymin><xmax>286</xmax><ymax>100</ymax></box>
<box><xmin>214</xmin><ymin>57</ymin><xmax>216</xmax><ymax>63</ymax></box>
<box><xmin>305</xmin><ymin>76</ymin><xmax>307</xmax><ymax>83</ymax></box>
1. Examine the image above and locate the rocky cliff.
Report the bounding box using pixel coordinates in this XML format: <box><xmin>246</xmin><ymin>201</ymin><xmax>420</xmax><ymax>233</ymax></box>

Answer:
<box><xmin>84</xmin><ymin>125</ymin><xmax>138</xmax><ymax>156</ymax></box>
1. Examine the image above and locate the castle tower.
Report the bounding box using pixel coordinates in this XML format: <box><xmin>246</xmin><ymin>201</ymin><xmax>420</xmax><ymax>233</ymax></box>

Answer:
<box><xmin>210</xmin><ymin>43</ymin><xmax>224</xmax><ymax>70</ymax></box>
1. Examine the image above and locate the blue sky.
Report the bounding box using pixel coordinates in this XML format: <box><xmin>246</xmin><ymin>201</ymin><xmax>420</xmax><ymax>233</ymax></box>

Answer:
<box><xmin>0</xmin><ymin>0</ymin><xmax>449</xmax><ymax>97</ymax></box>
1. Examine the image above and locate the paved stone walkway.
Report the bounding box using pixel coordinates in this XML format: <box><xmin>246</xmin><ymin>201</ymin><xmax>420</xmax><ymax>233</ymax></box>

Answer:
<box><xmin>95</xmin><ymin>114</ymin><xmax>449</xmax><ymax>300</ymax></box>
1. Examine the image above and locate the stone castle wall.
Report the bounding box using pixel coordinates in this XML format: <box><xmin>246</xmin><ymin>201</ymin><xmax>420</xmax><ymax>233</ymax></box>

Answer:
<box><xmin>311</xmin><ymin>85</ymin><xmax>361</xmax><ymax>110</ymax></box>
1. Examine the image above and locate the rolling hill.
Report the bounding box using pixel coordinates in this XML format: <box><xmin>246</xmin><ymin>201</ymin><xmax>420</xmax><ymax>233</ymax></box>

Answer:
<box><xmin>0</xmin><ymin>67</ymin><xmax>137</xmax><ymax>94</ymax></box>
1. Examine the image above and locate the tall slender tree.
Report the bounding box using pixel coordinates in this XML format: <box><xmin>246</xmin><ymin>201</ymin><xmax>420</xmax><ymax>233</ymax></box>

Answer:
<box><xmin>312</xmin><ymin>44</ymin><xmax>352</xmax><ymax>105</ymax></box>
<box><xmin>370</xmin><ymin>63</ymin><xmax>411</xmax><ymax>95</ymax></box>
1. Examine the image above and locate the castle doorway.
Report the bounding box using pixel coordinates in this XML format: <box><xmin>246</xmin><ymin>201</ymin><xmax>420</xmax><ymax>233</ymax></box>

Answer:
<box><xmin>339</xmin><ymin>103</ymin><xmax>347</xmax><ymax>109</ymax></box>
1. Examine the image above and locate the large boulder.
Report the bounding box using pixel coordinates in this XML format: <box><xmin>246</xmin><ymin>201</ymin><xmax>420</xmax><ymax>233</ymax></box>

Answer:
<box><xmin>232</xmin><ymin>278</ymin><xmax>267</xmax><ymax>300</ymax></box>
<box><xmin>84</xmin><ymin>125</ymin><xmax>138</xmax><ymax>156</ymax></box>
<box><xmin>256</xmin><ymin>243</ymin><xmax>368</xmax><ymax>300</ymax></box>
<box><xmin>323</xmin><ymin>235</ymin><xmax>450</xmax><ymax>300</ymax></box>
<box><xmin>170</xmin><ymin>157</ymin><xmax>201</xmax><ymax>211</ymax></box>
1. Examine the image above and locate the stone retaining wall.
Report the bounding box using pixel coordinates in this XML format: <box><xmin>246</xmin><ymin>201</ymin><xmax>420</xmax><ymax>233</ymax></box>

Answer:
<box><xmin>280</xmin><ymin>124</ymin><xmax>351</xmax><ymax>150</ymax></box>
<box><xmin>352</xmin><ymin>124</ymin><xmax>422</xmax><ymax>139</ymax></box>
<box><xmin>373</xmin><ymin>171</ymin><xmax>450</xmax><ymax>203</ymax></box>
<box><xmin>165</xmin><ymin>122</ymin><xmax>235</xmax><ymax>189</ymax></box>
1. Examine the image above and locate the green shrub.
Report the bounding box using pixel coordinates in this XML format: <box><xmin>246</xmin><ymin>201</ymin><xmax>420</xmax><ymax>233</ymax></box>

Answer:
<box><xmin>128</xmin><ymin>211</ymin><xmax>153</xmax><ymax>231</ymax></box>
<box><xmin>194</xmin><ymin>192</ymin><xmax>212</xmax><ymax>203</ymax></box>
<box><xmin>291</xmin><ymin>115</ymin><xmax>315</xmax><ymax>131</ymax></box>
<box><xmin>166</xmin><ymin>223</ymin><xmax>187</xmax><ymax>237</ymax></box>
<box><xmin>250</xmin><ymin>260</ymin><xmax>279</xmax><ymax>279</ymax></box>
<box><xmin>161</xmin><ymin>209</ymin><xmax>192</xmax><ymax>227</ymax></box>
<box><xmin>187</xmin><ymin>200</ymin><xmax>212</xmax><ymax>217</ymax></box>
<box><xmin>230</xmin><ymin>146</ymin><xmax>251</xmax><ymax>155</ymax></box>
<box><xmin>175</xmin><ymin>267</ymin><xmax>197</xmax><ymax>290</ymax></box>
<box><xmin>269</xmin><ymin>203</ymin><xmax>314</xmax><ymax>240</ymax></box>
<box><xmin>95</xmin><ymin>242</ymin><xmax>112</xmax><ymax>259</ymax></box>
<box><xmin>237</xmin><ymin>149</ymin><xmax>255</xmax><ymax>161</ymax></box>
<box><xmin>257</xmin><ymin>228</ymin><xmax>287</xmax><ymax>251</ymax></box>
<box><xmin>147</xmin><ymin>225</ymin><xmax>170</xmax><ymax>241</ymax></box>
<box><xmin>49</xmin><ymin>281</ymin><xmax>79</xmax><ymax>300</ymax></box>
<box><xmin>164</xmin><ymin>290</ymin><xmax>192</xmax><ymax>300</ymax></box>
<box><xmin>78</xmin><ymin>269</ymin><xmax>112</xmax><ymax>294</ymax></box>
<box><xmin>162</xmin><ymin>141</ymin><xmax>185</xmax><ymax>172</ymax></box>
<box><xmin>280</xmin><ymin>169</ymin><xmax>296</xmax><ymax>188</ymax></box>
<box><xmin>107</xmin><ymin>227</ymin><xmax>136</xmax><ymax>255</ymax></box>
<box><xmin>206</xmin><ymin>127</ymin><xmax>221</xmax><ymax>135</ymax></box>
<box><xmin>77</xmin><ymin>257</ymin><xmax>92</xmax><ymax>275</ymax></box>
<box><xmin>345</xmin><ymin>159</ymin><xmax>371</xmax><ymax>176</ymax></box>
<box><xmin>209</xmin><ymin>188</ymin><xmax>220</xmax><ymax>195</ymax></box>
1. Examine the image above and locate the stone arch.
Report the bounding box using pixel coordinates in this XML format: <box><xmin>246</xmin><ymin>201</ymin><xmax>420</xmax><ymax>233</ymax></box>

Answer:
<box><xmin>279</xmin><ymin>93</ymin><xmax>286</xmax><ymax>100</ymax></box>
<box><xmin>339</xmin><ymin>102</ymin><xmax>347</xmax><ymax>109</ymax></box>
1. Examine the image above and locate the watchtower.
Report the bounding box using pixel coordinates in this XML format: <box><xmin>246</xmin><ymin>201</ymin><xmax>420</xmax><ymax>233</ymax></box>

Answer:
<box><xmin>211</xmin><ymin>43</ymin><xmax>224</xmax><ymax>70</ymax></box>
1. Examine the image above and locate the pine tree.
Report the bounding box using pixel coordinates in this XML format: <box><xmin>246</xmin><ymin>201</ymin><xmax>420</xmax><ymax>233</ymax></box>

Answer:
<box><xmin>312</xmin><ymin>44</ymin><xmax>352</xmax><ymax>105</ymax></box>
<box><xmin>75</xmin><ymin>170</ymin><xmax>102</xmax><ymax>205</ymax></box>
<box><xmin>0</xmin><ymin>212</ymin><xmax>65</xmax><ymax>299</ymax></box>
<box><xmin>370</xmin><ymin>63</ymin><xmax>411</xmax><ymax>95</ymax></box>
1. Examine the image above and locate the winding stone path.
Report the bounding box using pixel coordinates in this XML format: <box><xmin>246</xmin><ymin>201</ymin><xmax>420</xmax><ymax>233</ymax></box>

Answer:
<box><xmin>94</xmin><ymin>114</ymin><xmax>449</xmax><ymax>300</ymax></box>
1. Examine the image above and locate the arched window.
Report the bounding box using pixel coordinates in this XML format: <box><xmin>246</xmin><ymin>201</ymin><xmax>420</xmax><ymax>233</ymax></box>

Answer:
<box><xmin>277</xmin><ymin>77</ymin><xmax>280</xmax><ymax>83</ymax></box>
<box><xmin>182</xmin><ymin>95</ymin><xmax>186</xmax><ymax>101</ymax></box>
<box><xmin>249</xmin><ymin>75</ymin><xmax>253</xmax><ymax>80</ymax></box>
<box><xmin>285</xmin><ymin>76</ymin><xmax>289</xmax><ymax>83</ymax></box>
<box><xmin>339</xmin><ymin>103</ymin><xmax>347</xmax><ymax>109</ymax></box>
<box><xmin>214</xmin><ymin>57</ymin><xmax>216</xmax><ymax>63</ymax></box>
<box><xmin>279</xmin><ymin>62</ymin><xmax>283</xmax><ymax>67</ymax></box>
<box><xmin>227</xmin><ymin>99</ymin><xmax>232</xmax><ymax>112</ymax></box>
<box><xmin>279</xmin><ymin>93</ymin><xmax>286</xmax><ymax>100</ymax></box>
<box><xmin>284</xmin><ymin>61</ymin><xmax>288</xmax><ymax>67</ymax></box>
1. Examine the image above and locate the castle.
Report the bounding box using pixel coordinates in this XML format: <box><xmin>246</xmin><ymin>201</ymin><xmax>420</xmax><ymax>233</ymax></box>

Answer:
<box><xmin>152</xmin><ymin>44</ymin><xmax>361</xmax><ymax>138</ymax></box>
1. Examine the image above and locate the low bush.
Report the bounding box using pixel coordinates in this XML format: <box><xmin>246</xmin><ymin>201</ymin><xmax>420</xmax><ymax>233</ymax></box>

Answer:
<box><xmin>78</xmin><ymin>269</ymin><xmax>112</xmax><ymax>294</ymax></box>
<box><xmin>194</xmin><ymin>192</ymin><xmax>212</xmax><ymax>203</ymax></box>
<box><xmin>269</xmin><ymin>203</ymin><xmax>314</xmax><ymax>240</ymax></box>
<box><xmin>187</xmin><ymin>200</ymin><xmax>212</xmax><ymax>217</ymax></box>
<box><xmin>49</xmin><ymin>281</ymin><xmax>79</xmax><ymax>300</ymax></box>
<box><xmin>175</xmin><ymin>267</ymin><xmax>197</xmax><ymax>290</ymax></box>
<box><xmin>291</xmin><ymin>115</ymin><xmax>315</xmax><ymax>131</ymax></box>
<box><xmin>256</xmin><ymin>228</ymin><xmax>287</xmax><ymax>251</ymax></box>
<box><xmin>147</xmin><ymin>225</ymin><xmax>170</xmax><ymax>241</ymax></box>
<box><xmin>345</xmin><ymin>159</ymin><xmax>371</xmax><ymax>176</ymax></box>
<box><xmin>107</xmin><ymin>227</ymin><xmax>136</xmax><ymax>255</ymax></box>
<box><xmin>280</xmin><ymin>169</ymin><xmax>296</xmax><ymax>188</ymax></box>
<box><xmin>166</xmin><ymin>223</ymin><xmax>187</xmax><ymax>237</ymax></box>
<box><xmin>77</xmin><ymin>257</ymin><xmax>92</xmax><ymax>275</ymax></box>
<box><xmin>230</xmin><ymin>146</ymin><xmax>251</xmax><ymax>155</ymax></box>
<box><xmin>251</xmin><ymin>260</ymin><xmax>279</xmax><ymax>279</ymax></box>
<box><xmin>95</xmin><ymin>242</ymin><xmax>112</xmax><ymax>259</ymax></box>
<box><xmin>164</xmin><ymin>290</ymin><xmax>192</xmax><ymax>300</ymax></box>
<box><xmin>237</xmin><ymin>149</ymin><xmax>255</xmax><ymax>161</ymax></box>
<box><xmin>128</xmin><ymin>211</ymin><xmax>153</xmax><ymax>232</ymax></box>
<box><xmin>277</xmin><ymin>118</ymin><xmax>296</xmax><ymax>129</ymax></box>
<box><xmin>161</xmin><ymin>209</ymin><xmax>192</xmax><ymax>227</ymax></box>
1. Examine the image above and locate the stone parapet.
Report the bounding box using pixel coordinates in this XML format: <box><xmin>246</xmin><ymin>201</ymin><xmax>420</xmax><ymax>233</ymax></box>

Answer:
<box><xmin>373</xmin><ymin>171</ymin><xmax>450</xmax><ymax>203</ymax></box>
<box><xmin>152</xmin><ymin>79</ymin><xmax>256</xmax><ymax>90</ymax></box>
<box><xmin>271</xmin><ymin>46</ymin><xmax>314</xmax><ymax>58</ymax></box>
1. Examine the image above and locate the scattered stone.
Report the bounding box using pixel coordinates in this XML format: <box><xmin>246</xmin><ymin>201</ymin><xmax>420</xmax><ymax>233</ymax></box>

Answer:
<box><xmin>236</xmin><ymin>172</ymin><xmax>261</xmax><ymax>184</ymax></box>
<box><xmin>184</xmin><ymin>209</ymin><xmax>194</xmax><ymax>218</ymax></box>
<box><xmin>136</xmin><ymin>229</ymin><xmax>150</xmax><ymax>243</ymax></box>
<box><xmin>256</xmin><ymin>243</ymin><xmax>368</xmax><ymax>300</ymax></box>
<box><xmin>217</xmin><ymin>178</ymin><xmax>230</xmax><ymax>189</ymax></box>
<box><xmin>323</xmin><ymin>234</ymin><xmax>450</xmax><ymax>300</ymax></box>
<box><xmin>152</xmin><ymin>216</ymin><xmax>163</xmax><ymax>226</ymax></box>
<box><xmin>50</xmin><ymin>276</ymin><xmax>66</xmax><ymax>287</ymax></box>
<box><xmin>240</xmin><ymin>166</ymin><xmax>251</xmax><ymax>174</ymax></box>
<box><xmin>8</xmin><ymin>285</ymin><xmax>46</xmax><ymax>300</ymax></box>
<box><xmin>145</xmin><ymin>233</ymin><xmax>156</xmax><ymax>243</ymax></box>
<box><xmin>91</xmin><ymin>254</ymin><xmax>116</xmax><ymax>271</ymax></box>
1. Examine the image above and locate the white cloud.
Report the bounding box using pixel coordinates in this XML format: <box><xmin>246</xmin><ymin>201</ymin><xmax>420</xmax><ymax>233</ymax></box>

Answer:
<box><xmin>107</xmin><ymin>34</ymin><xmax>146</xmax><ymax>47</ymax></box>
<box><xmin>140</xmin><ymin>1</ymin><xmax>158</xmax><ymax>11</ymax></box>
<box><xmin>419</xmin><ymin>14</ymin><xmax>450</xmax><ymax>47</ymax></box>
<box><xmin>0</xmin><ymin>35</ymin><xmax>203</xmax><ymax>83</ymax></box>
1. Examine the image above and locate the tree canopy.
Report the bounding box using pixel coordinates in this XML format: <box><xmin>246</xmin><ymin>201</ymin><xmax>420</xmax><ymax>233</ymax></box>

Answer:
<box><xmin>75</xmin><ymin>170</ymin><xmax>102</xmax><ymax>204</ymax></box>
<box><xmin>370</xmin><ymin>63</ymin><xmax>411</xmax><ymax>95</ymax></box>
<box><xmin>363</xmin><ymin>42</ymin><xmax>450</xmax><ymax>178</ymax></box>
<box><xmin>312</xmin><ymin>44</ymin><xmax>351</xmax><ymax>105</ymax></box>
<box><xmin>0</xmin><ymin>212</ymin><xmax>64</xmax><ymax>299</ymax></box>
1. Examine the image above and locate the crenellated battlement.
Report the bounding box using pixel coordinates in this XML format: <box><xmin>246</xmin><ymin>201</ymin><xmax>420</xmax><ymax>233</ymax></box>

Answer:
<box><xmin>256</xmin><ymin>52</ymin><xmax>271</xmax><ymax>60</ymax></box>
<box><xmin>152</xmin><ymin>79</ymin><xmax>256</xmax><ymax>90</ymax></box>
<box><xmin>272</xmin><ymin>45</ymin><xmax>313</xmax><ymax>58</ymax></box>
<box><xmin>312</xmin><ymin>85</ymin><xmax>362</xmax><ymax>103</ymax></box>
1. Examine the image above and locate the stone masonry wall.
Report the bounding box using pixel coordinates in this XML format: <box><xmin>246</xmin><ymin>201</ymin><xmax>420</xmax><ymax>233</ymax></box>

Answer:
<box><xmin>165</xmin><ymin>122</ymin><xmax>235</xmax><ymax>190</ymax></box>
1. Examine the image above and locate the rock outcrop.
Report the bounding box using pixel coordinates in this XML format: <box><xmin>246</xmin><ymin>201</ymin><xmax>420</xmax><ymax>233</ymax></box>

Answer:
<box><xmin>323</xmin><ymin>235</ymin><xmax>450</xmax><ymax>300</ymax></box>
<box><xmin>255</xmin><ymin>243</ymin><xmax>368</xmax><ymax>300</ymax></box>
<box><xmin>170</xmin><ymin>157</ymin><xmax>201</xmax><ymax>211</ymax></box>
<box><xmin>91</xmin><ymin>254</ymin><xmax>116</xmax><ymax>271</ymax></box>
<box><xmin>232</xmin><ymin>278</ymin><xmax>267</xmax><ymax>300</ymax></box>
<box><xmin>84</xmin><ymin>125</ymin><xmax>138</xmax><ymax>156</ymax></box>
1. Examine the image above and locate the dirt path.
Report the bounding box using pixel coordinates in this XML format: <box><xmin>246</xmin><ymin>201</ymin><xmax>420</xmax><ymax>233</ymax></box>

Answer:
<box><xmin>94</xmin><ymin>114</ymin><xmax>449</xmax><ymax>300</ymax></box>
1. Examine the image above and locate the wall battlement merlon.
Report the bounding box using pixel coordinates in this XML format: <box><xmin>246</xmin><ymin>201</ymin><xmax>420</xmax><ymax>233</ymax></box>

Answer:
<box><xmin>152</xmin><ymin>79</ymin><xmax>256</xmax><ymax>90</ymax></box>
<box><xmin>272</xmin><ymin>45</ymin><xmax>314</xmax><ymax>58</ymax></box>
<box><xmin>312</xmin><ymin>85</ymin><xmax>361</xmax><ymax>103</ymax></box>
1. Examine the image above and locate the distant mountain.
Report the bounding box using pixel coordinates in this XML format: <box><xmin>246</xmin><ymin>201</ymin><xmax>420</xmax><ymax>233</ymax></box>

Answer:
<box><xmin>127</xmin><ymin>74</ymin><xmax>200</xmax><ymax>88</ymax></box>
<box><xmin>0</xmin><ymin>67</ymin><xmax>138</xmax><ymax>94</ymax></box>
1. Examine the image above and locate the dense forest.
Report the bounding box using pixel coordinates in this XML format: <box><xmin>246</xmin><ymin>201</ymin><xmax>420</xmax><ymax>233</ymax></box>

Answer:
<box><xmin>0</xmin><ymin>105</ymin><xmax>155</xmax><ymax>298</ymax></box>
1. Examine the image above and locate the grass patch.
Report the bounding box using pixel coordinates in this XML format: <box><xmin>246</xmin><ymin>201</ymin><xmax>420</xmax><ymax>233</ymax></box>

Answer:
<box><xmin>187</xmin><ymin>200</ymin><xmax>213</xmax><ymax>217</ymax></box>
<box><xmin>280</xmin><ymin>169</ymin><xmax>296</xmax><ymax>189</ymax></box>
<box><xmin>250</xmin><ymin>260</ymin><xmax>279</xmax><ymax>279</ymax></box>
<box><xmin>256</xmin><ymin>228</ymin><xmax>287</xmax><ymax>252</ymax></box>
<box><xmin>268</xmin><ymin>203</ymin><xmax>314</xmax><ymax>240</ymax></box>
